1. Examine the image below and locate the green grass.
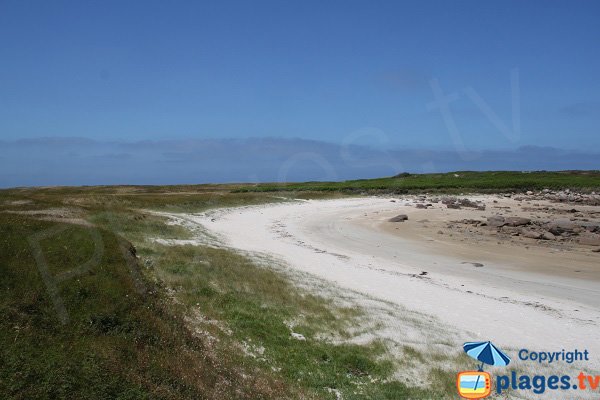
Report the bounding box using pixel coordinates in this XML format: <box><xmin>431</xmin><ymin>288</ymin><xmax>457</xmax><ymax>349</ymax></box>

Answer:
<box><xmin>139</xmin><ymin>244</ymin><xmax>426</xmax><ymax>398</ymax></box>
<box><xmin>232</xmin><ymin>170</ymin><xmax>600</xmax><ymax>194</ymax></box>
<box><xmin>0</xmin><ymin>213</ymin><xmax>285</xmax><ymax>399</ymax></box>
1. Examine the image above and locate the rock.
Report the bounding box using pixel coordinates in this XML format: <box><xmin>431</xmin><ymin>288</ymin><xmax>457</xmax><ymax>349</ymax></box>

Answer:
<box><xmin>526</xmin><ymin>191</ymin><xmax>533</xmax><ymax>195</ymax></box>
<box><xmin>521</xmin><ymin>230</ymin><xmax>542</xmax><ymax>239</ymax></box>
<box><xmin>578</xmin><ymin>234</ymin><xmax>600</xmax><ymax>246</ymax></box>
<box><xmin>458</xmin><ymin>199</ymin><xmax>473</xmax><ymax>207</ymax></box>
<box><xmin>290</xmin><ymin>332</ymin><xmax>306</xmax><ymax>341</ymax></box>
<box><xmin>541</xmin><ymin>231</ymin><xmax>556</xmax><ymax>240</ymax></box>
<box><xmin>487</xmin><ymin>216</ymin><xmax>506</xmax><ymax>227</ymax></box>
<box><xmin>458</xmin><ymin>198</ymin><xmax>482</xmax><ymax>208</ymax></box>
<box><xmin>504</xmin><ymin>217</ymin><xmax>531</xmax><ymax>227</ymax></box>
<box><xmin>441</xmin><ymin>197</ymin><xmax>482</xmax><ymax>209</ymax></box>
<box><xmin>390</xmin><ymin>199</ymin><xmax>396</xmax><ymax>202</ymax></box>
<box><xmin>415</xmin><ymin>203</ymin><xmax>428</xmax><ymax>209</ymax></box>
<box><xmin>389</xmin><ymin>214</ymin><xmax>408</xmax><ymax>222</ymax></box>
<box><xmin>546</xmin><ymin>219</ymin><xmax>577</xmax><ymax>235</ymax></box>
<box><xmin>547</xmin><ymin>226</ymin><xmax>561</xmax><ymax>236</ymax></box>
<box><xmin>460</xmin><ymin>219</ymin><xmax>481</xmax><ymax>225</ymax></box>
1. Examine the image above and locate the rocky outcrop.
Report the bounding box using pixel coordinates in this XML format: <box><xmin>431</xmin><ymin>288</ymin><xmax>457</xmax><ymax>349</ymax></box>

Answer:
<box><xmin>521</xmin><ymin>230</ymin><xmax>542</xmax><ymax>239</ymax></box>
<box><xmin>487</xmin><ymin>216</ymin><xmax>506</xmax><ymax>227</ymax></box>
<box><xmin>441</xmin><ymin>197</ymin><xmax>485</xmax><ymax>210</ymax></box>
<box><xmin>389</xmin><ymin>214</ymin><xmax>408</xmax><ymax>222</ymax></box>
<box><xmin>516</xmin><ymin>189</ymin><xmax>600</xmax><ymax>206</ymax></box>
<box><xmin>504</xmin><ymin>217</ymin><xmax>531</xmax><ymax>227</ymax></box>
<box><xmin>546</xmin><ymin>219</ymin><xmax>577</xmax><ymax>235</ymax></box>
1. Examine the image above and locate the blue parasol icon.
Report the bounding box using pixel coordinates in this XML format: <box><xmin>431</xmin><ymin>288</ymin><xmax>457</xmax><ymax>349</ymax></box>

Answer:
<box><xmin>463</xmin><ymin>341</ymin><xmax>511</xmax><ymax>394</ymax></box>
<box><xmin>463</xmin><ymin>341</ymin><xmax>511</xmax><ymax>371</ymax></box>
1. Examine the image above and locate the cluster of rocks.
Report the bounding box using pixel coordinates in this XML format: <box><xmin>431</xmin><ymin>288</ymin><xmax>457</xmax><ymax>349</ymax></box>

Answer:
<box><xmin>415</xmin><ymin>203</ymin><xmax>432</xmax><ymax>209</ymax></box>
<box><xmin>390</xmin><ymin>190</ymin><xmax>600</xmax><ymax>252</ymax></box>
<box><xmin>486</xmin><ymin>216</ymin><xmax>531</xmax><ymax>228</ymax></box>
<box><xmin>412</xmin><ymin>195</ymin><xmax>434</xmax><ymax>209</ymax></box>
<box><xmin>439</xmin><ymin>197</ymin><xmax>486</xmax><ymax>210</ymax></box>
<box><xmin>454</xmin><ymin>215</ymin><xmax>600</xmax><ymax>248</ymax></box>
<box><xmin>510</xmin><ymin>189</ymin><xmax>600</xmax><ymax>206</ymax></box>
<box><xmin>410</xmin><ymin>195</ymin><xmax>486</xmax><ymax>210</ymax></box>
<box><xmin>411</xmin><ymin>189</ymin><xmax>600</xmax><ymax>208</ymax></box>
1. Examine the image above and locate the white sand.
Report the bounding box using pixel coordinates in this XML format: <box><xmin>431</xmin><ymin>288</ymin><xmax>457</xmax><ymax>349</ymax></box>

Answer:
<box><xmin>184</xmin><ymin>197</ymin><xmax>600</xmax><ymax>377</ymax></box>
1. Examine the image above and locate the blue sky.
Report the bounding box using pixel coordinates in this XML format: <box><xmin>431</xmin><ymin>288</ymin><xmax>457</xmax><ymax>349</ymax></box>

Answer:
<box><xmin>0</xmin><ymin>1</ymin><xmax>599</xmax><ymax>186</ymax></box>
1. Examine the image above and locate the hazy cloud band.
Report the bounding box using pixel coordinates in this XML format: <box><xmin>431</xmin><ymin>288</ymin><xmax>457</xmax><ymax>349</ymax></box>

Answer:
<box><xmin>1</xmin><ymin>137</ymin><xmax>598</xmax><ymax>188</ymax></box>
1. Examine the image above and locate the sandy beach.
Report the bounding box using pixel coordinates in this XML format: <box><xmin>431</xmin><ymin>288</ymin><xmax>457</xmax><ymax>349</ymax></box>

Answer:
<box><xmin>176</xmin><ymin>194</ymin><xmax>600</xmax><ymax>394</ymax></box>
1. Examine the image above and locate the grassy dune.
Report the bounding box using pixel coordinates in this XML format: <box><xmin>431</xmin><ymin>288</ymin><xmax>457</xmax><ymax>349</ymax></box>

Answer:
<box><xmin>0</xmin><ymin>213</ymin><xmax>287</xmax><ymax>399</ymax></box>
